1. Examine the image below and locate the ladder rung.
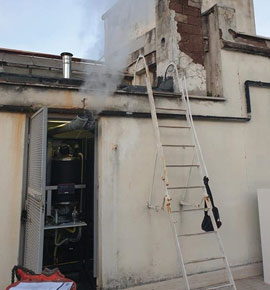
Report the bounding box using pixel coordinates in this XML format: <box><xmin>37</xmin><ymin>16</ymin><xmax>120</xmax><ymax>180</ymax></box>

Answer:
<box><xmin>184</xmin><ymin>256</ymin><xmax>225</xmax><ymax>265</ymax></box>
<box><xmin>172</xmin><ymin>208</ymin><xmax>206</xmax><ymax>213</ymax></box>
<box><xmin>207</xmin><ymin>283</ymin><xmax>233</xmax><ymax>290</ymax></box>
<box><xmin>166</xmin><ymin>164</ymin><xmax>200</xmax><ymax>168</ymax></box>
<box><xmin>178</xmin><ymin>231</ymin><xmax>217</xmax><ymax>237</ymax></box>
<box><xmin>156</xmin><ymin>107</ymin><xmax>186</xmax><ymax>112</ymax></box>
<box><xmin>163</xmin><ymin>144</ymin><xmax>195</xmax><ymax>148</ymax></box>
<box><xmin>159</xmin><ymin>125</ymin><xmax>191</xmax><ymax>129</ymax></box>
<box><xmin>168</xmin><ymin>186</ymin><xmax>204</xmax><ymax>190</ymax></box>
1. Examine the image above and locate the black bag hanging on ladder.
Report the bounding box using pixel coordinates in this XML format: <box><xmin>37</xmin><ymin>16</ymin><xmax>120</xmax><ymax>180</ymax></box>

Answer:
<box><xmin>201</xmin><ymin>176</ymin><xmax>222</xmax><ymax>232</ymax></box>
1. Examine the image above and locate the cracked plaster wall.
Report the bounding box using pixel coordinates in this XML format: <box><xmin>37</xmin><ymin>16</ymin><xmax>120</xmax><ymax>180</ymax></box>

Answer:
<box><xmin>156</xmin><ymin>0</ymin><xmax>207</xmax><ymax>96</ymax></box>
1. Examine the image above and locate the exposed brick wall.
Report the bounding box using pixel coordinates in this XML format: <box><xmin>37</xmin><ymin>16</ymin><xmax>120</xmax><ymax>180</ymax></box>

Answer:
<box><xmin>169</xmin><ymin>0</ymin><xmax>204</xmax><ymax>65</ymax></box>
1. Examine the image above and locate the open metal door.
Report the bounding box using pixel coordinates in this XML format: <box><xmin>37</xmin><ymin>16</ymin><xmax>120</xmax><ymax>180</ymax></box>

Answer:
<box><xmin>24</xmin><ymin>107</ymin><xmax>48</xmax><ymax>273</ymax></box>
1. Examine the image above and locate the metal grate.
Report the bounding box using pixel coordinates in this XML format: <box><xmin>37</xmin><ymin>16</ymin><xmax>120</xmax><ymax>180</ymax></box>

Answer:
<box><xmin>24</xmin><ymin>107</ymin><xmax>47</xmax><ymax>273</ymax></box>
<box><xmin>24</xmin><ymin>194</ymin><xmax>44</xmax><ymax>273</ymax></box>
<box><xmin>28</xmin><ymin>110</ymin><xmax>46</xmax><ymax>195</ymax></box>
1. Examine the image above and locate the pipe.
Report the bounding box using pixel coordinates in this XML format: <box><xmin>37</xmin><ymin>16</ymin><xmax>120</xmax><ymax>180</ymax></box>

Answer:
<box><xmin>61</xmin><ymin>52</ymin><xmax>73</xmax><ymax>79</ymax></box>
<box><xmin>78</xmin><ymin>153</ymin><xmax>84</xmax><ymax>213</ymax></box>
<box><xmin>53</xmin><ymin>227</ymin><xmax>82</xmax><ymax>262</ymax></box>
<box><xmin>244</xmin><ymin>80</ymin><xmax>270</xmax><ymax>119</ymax></box>
<box><xmin>54</xmin><ymin>230</ymin><xmax>67</xmax><ymax>247</ymax></box>
<box><xmin>48</xmin><ymin>114</ymin><xmax>95</xmax><ymax>137</ymax></box>
<box><xmin>54</xmin><ymin>228</ymin><xmax>82</xmax><ymax>247</ymax></box>
<box><xmin>69</xmin><ymin>227</ymin><xmax>82</xmax><ymax>243</ymax></box>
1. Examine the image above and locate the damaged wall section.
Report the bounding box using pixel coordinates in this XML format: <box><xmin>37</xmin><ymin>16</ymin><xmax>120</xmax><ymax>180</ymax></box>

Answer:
<box><xmin>156</xmin><ymin>0</ymin><xmax>207</xmax><ymax>96</ymax></box>
<box><xmin>170</xmin><ymin>0</ymin><xmax>205</xmax><ymax>65</ymax></box>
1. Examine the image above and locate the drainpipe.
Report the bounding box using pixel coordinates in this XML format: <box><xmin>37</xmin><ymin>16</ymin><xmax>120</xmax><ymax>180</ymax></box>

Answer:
<box><xmin>61</xmin><ymin>52</ymin><xmax>73</xmax><ymax>79</ymax></box>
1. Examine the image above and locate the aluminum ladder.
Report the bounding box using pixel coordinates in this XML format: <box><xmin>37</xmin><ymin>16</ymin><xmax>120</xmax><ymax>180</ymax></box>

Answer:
<box><xmin>134</xmin><ymin>56</ymin><xmax>237</xmax><ymax>290</ymax></box>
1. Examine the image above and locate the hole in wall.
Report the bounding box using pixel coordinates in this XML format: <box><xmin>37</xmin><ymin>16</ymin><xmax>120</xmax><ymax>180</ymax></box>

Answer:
<box><xmin>161</xmin><ymin>37</ymin><xmax>166</xmax><ymax>47</ymax></box>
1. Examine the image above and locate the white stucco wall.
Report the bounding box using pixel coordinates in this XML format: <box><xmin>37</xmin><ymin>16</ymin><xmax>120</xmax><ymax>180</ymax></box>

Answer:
<box><xmin>221</xmin><ymin>50</ymin><xmax>270</xmax><ymax>116</ymax></box>
<box><xmin>98</xmin><ymin>88</ymin><xmax>269</xmax><ymax>288</ymax></box>
<box><xmin>103</xmin><ymin>0</ymin><xmax>156</xmax><ymax>60</ymax></box>
<box><xmin>0</xmin><ymin>46</ymin><xmax>269</xmax><ymax>290</ymax></box>
<box><xmin>97</xmin><ymin>49</ymin><xmax>270</xmax><ymax>289</ymax></box>
<box><xmin>257</xmin><ymin>189</ymin><xmax>270</xmax><ymax>284</ymax></box>
<box><xmin>0</xmin><ymin>113</ymin><xmax>26</xmax><ymax>289</ymax></box>
<box><xmin>202</xmin><ymin>0</ymin><xmax>256</xmax><ymax>34</ymax></box>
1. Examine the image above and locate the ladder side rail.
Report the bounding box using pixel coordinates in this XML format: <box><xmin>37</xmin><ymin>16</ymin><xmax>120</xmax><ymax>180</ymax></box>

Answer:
<box><xmin>134</xmin><ymin>57</ymin><xmax>191</xmax><ymax>288</ymax></box>
<box><xmin>181</xmin><ymin>82</ymin><xmax>209</xmax><ymax>204</ymax></box>
<box><xmin>134</xmin><ymin>55</ymin><xmax>170</xmax><ymax>207</ymax></box>
<box><xmin>183</xmin><ymin>92</ymin><xmax>207</xmax><ymax>186</ymax></box>
<box><xmin>149</xmin><ymin>152</ymin><xmax>158</xmax><ymax>209</ymax></box>
<box><xmin>170</xmin><ymin>215</ymin><xmax>191</xmax><ymax>290</ymax></box>
<box><xmin>183</xmin><ymin>77</ymin><xmax>209</xmax><ymax>178</ymax></box>
<box><xmin>181</xmin><ymin>75</ymin><xmax>237</xmax><ymax>289</ymax></box>
<box><xmin>215</xmin><ymin>232</ymin><xmax>237</xmax><ymax>289</ymax></box>
<box><xmin>181</xmin><ymin>75</ymin><xmax>207</xmax><ymax>178</ymax></box>
<box><xmin>178</xmin><ymin>69</ymin><xmax>237</xmax><ymax>290</ymax></box>
<box><xmin>160</xmin><ymin>63</ymin><xmax>236</xmax><ymax>290</ymax></box>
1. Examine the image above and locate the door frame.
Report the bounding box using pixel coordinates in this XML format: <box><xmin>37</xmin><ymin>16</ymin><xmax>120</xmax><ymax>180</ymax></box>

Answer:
<box><xmin>19</xmin><ymin>110</ymin><xmax>99</xmax><ymax>280</ymax></box>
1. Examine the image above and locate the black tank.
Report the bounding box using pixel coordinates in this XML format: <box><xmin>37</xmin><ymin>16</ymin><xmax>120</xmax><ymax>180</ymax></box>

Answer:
<box><xmin>51</xmin><ymin>158</ymin><xmax>82</xmax><ymax>185</ymax></box>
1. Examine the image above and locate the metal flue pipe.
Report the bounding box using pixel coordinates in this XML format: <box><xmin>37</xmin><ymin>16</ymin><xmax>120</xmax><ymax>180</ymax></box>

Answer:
<box><xmin>61</xmin><ymin>52</ymin><xmax>73</xmax><ymax>79</ymax></box>
<box><xmin>48</xmin><ymin>115</ymin><xmax>95</xmax><ymax>137</ymax></box>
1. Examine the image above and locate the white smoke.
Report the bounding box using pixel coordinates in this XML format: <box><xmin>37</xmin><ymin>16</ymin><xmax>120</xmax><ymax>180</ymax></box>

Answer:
<box><xmin>79</xmin><ymin>0</ymin><xmax>156</xmax><ymax>113</ymax></box>
<box><xmin>77</xmin><ymin>0</ymin><xmax>119</xmax><ymax>60</ymax></box>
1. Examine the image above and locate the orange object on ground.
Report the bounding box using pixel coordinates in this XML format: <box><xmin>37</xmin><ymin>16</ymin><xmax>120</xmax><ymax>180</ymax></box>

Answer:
<box><xmin>6</xmin><ymin>266</ymin><xmax>76</xmax><ymax>290</ymax></box>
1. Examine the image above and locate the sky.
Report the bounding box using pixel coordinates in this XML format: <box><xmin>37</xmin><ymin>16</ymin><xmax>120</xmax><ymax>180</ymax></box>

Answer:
<box><xmin>0</xmin><ymin>0</ymin><xmax>269</xmax><ymax>60</ymax></box>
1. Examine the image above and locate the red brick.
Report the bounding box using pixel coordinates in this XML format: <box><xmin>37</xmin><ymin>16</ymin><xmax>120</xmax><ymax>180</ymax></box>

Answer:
<box><xmin>179</xmin><ymin>32</ymin><xmax>190</xmax><ymax>41</ymax></box>
<box><xmin>187</xmin><ymin>15</ymin><xmax>202</xmax><ymax>26</ymax></box>
<box><xmin>176</xmin><ymin>0</ymin><xmax>188</xmax><ymax>4</ymax></box>
<box><xmin>169</xmin><ymin>2</ymin><xmax>183</xmax><ymax>13</ymax></box>
<box><xmin>168</xmin><ymin>0</ymin><xmax>204</xmax><ymax>65</ymax></box>
<box><xmin>180</xmin><ymin>23</ymin><xmax>202</xmax><ymax>35</ymax></box>
<box><xmin>183</xmin><ymin>5</ymin><xmax>200</xmax><ymax>16</ymax></box>
<box><xmin>188</xmin><ymin>0</ymin><xmax>201</xmax><ymax>9</ymax></box>
<box><xmin>180</xmin><ymin>35</ymin><xmax>203</xmax><ymax>49</ymax></box>
<box><xmin>175</xmin><ymin>13</ymin><xmax>188</xmax><ymax>23</ymax></box>
<box><xmin>189</xmin><ymin>52</ymin><xmax>204</xmax><ymax>64</ymax></box>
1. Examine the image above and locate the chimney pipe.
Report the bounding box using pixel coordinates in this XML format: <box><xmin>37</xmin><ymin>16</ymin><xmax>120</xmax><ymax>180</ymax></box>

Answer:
<box><xmin>61</xmin><ymin>52</ymin><xmax>73</xmax><ymax>79</ymax></box>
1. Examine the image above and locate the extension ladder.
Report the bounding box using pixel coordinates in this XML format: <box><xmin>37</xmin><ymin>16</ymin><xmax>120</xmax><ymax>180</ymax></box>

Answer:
<box><xmin>134</xmin><ymin>56</ymin><xmax>237</xmax><ymax>290</ymax></box>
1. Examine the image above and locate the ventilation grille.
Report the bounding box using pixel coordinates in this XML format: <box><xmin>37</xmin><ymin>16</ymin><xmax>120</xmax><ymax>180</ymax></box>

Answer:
<box><xmin>24</xmin><ymin>194</ymin><xmax>44</xmax><ymax>273</ymax></box>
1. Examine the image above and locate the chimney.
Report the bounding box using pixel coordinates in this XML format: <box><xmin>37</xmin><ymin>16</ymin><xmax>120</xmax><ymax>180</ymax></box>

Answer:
<box><xmin>61</xmin><ymin>52</ymin><xmax>73</xmax><ymax>79</ymax></box>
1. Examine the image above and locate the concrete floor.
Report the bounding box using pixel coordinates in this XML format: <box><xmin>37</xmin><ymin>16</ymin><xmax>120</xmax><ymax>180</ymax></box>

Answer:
<box><xmin>128</xmin><ymin>276</ymin><xmax>270</xmax><ymax>290</ymax></box>
<box><xmin>235</xmin><ymin>276</ymin><xmax>270</xmax><ymax>290</ymax></box>
<box><xmin>198</xmin><ymin>276</ymin><xmax>270</xmax><ymax>289</ymax></box>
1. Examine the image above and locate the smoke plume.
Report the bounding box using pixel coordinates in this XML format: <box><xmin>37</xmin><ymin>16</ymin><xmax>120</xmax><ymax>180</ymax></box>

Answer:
<box><xmin>79</xmin><ymin>0</ymin><xmax>155</xmax><ymax>113</ymax></box>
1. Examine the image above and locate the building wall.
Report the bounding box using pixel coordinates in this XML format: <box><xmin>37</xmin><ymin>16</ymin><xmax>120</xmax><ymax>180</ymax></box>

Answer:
<box><xmin>156</xmin><ymin>0</ymin><xmax>207</xmax><ymax>95</ymax></box>
<box><xmin>96</xmin><ymin>49</ymin><xmax>270</xmax><ymax>289</ymax></box>
<box><xmin>98</xmin><ymin>87</ymin><xmax>269</xmax><ymax>288</ymax></box>
<box><xmin>0</xmin><ymin>44</ymin><xmax>269</xmax><ymax>289</ymax></box>
<box><xmin>0</xmin><ymin>113</ymin><xmax>26</xmax><ymax>289</ymax></box>
<box><xmin>103</xmin><ymin>0</ymin><xmax>156</xmax><ymax>61</ymax></box>
<box><xmin>202</xmin><ymin>0</ymin><xmax>256</xmax><ymax>34</ymax></box>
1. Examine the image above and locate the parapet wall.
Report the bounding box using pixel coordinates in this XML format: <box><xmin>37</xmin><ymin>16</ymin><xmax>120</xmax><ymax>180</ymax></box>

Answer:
<box><xmin>202</xmin><ymin>0</ymin><xmax>256</xmax><ymax>35</ymax></box>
